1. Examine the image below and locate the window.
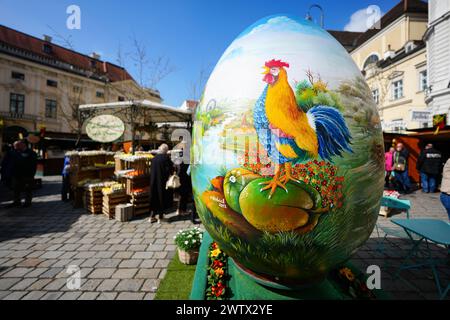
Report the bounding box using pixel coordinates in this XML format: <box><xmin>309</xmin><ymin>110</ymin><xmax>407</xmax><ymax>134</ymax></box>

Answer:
<box><xmin>419</xmin><ymin>70</ymin><xmax>427</xmax><ymax>91</ymax></box>
<box><xmin>363</xmin><ymin>54</ymin><xmax>379</xmax><ymax>69</ymax></box>
<box><xmin>391</xmin><ymin>119</ymin><xmax>405</xmax><ymax>132</ymax></box>
<box><xmin>10</xmin><ymin>93</ymin><xmax>25</xmax><ymax>114</ymax></box>
<box><xmin>372</xmin><ymin>89</ymin><xmax>379</xmax><ymax>104</ymax></box>
<box><xmin>43</xmin><ymin>44</ymin><xmax>52</xmax><ymax>54</ymax></box>
<box><xmin>96</xmin><ymin>91</ymin><xmax>105</xmax><ymax>98</ymax></box>
<box><xmin>392</xmin><ymin>80</ymin><xmax>403</xmax><ymax>100</ymax></box>
<box><xmin>11</xmin><ymin>71</ymin><xmax>25</xmax><ymax>80</ymax></box>
<box><xmin>47</xmin><ymin>79</ymin><xmax>58</xmax><ymax>88</ymax></box>
<box><xmin>118</xmin><ymin>96</ymin><xmax>125</xmax><ymax>101</ymax></box>
<box><xmin>73</xmin><ymin>86</ymin><xmax>83</xmax><ymax>94</ymax></box>
<box><xmin>45</xmin><ymin>99</ymin><xmax>57</xmax><ymax>118</ymax></box>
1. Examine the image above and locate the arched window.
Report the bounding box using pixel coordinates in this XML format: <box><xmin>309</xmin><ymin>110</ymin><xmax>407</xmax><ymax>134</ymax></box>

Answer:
<box><xmin>363</xmin><ymin>54</ymin><xmax>379</xmax><ymax>69</ymax></box>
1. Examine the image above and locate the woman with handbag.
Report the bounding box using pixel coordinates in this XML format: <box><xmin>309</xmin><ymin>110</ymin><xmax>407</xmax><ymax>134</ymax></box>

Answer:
<box><xmin>393</xmin><ymin>143</ymin><xmax>411</xmax><ymax>194</ymax></box>
<box><xmin>149</xmin><ymin>144</ymin><xmax>174</xmax><ymax>224</ymax></box>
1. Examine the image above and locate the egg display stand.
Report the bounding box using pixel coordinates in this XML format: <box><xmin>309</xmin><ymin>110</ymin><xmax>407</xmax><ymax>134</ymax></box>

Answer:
<box><xmin>190</xmin><ymin>232</ymin><xmax>389</xmax><ymax>300</ymax></box>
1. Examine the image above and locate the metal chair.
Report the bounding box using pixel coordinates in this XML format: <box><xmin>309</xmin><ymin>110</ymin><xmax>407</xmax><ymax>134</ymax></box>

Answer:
<box><xmin>375</xmin><ymin>196</ymin><xmax>412</xmax><ymax>256</ymax></box>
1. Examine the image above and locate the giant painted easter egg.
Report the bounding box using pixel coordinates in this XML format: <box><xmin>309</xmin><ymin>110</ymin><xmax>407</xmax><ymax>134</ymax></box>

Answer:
<box><xmin>191</xmin><ymin>15</ymin><xmax>384</xmax><ymax>286</ymax></box>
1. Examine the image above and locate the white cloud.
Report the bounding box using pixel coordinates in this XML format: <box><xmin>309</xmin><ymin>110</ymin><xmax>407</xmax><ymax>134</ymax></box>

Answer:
<box><xmin>344</xmin><ymin>5</ymin><xmax>383</xmax><ymax>32</ymax></box>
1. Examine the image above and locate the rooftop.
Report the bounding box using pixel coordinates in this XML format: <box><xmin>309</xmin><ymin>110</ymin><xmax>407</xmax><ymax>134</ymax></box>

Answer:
<box><xmin>0</xmin><ymin>24</ymin><xmax>160</xmax><ymax>100</ymax></box>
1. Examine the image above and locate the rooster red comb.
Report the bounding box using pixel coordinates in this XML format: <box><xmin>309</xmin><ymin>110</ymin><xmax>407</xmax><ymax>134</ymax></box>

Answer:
<box><xmin>265</xmin><ymin>59</ymin><xmax>289</xmax><ymax>68</ymax></box>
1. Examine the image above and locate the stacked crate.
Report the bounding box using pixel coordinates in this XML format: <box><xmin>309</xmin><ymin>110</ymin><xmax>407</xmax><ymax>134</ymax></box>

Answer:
<box><xmin>130</xmin><ymin>188</ymin><xmax>150</xmax><ymax>216</ymax></box>
<box><xmin>102</xmin><ymin>184</ymin><xmax>128</xmax><ymax>219</ymax></box>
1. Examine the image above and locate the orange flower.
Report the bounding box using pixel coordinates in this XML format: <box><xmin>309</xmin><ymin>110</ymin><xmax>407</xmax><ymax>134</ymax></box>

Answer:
<box><xmin>214</xmin><ymin>268</ymin><xmax>224</xmax><ymax>277</ymax></box>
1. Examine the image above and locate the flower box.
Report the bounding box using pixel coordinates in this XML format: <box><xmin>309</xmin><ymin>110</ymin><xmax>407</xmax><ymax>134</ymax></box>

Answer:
<box><xmin>178</xmin><ymin>248</ymin><xmax>200</xmax><ymax>265</ymax></box>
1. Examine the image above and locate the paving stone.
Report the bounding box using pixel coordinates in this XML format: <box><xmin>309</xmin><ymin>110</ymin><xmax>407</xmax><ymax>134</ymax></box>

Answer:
<box><xmin>28</xmin><ymin>279</ymin><xmax>52</xmax><ymax>291</ymax></box>
<box><xmin>38</xmin><ymin>268</ymin><xmax>64</xmax><ymax>278</ymax></box>
<box><xmin>21</xmin><ymin>291</ymin><xmax>47</xmax><ymax>300</ymax></box>
<box><xmin>112</xmin><ymin>269</ymin><xmax>138</xmax><ymax>279</ymax></box>
<box><xmin>119</xmin><ymin>259</ymin><xmax>142</xmax><ymax>268</ymax></box>
<box><xmin>97</xmin><ymin>292</ymin><xmax>118</xmax><ymax>300</ymax></box>
<box><xmin>59</xmin><ymin>291</ymin><xmax>82</xmax><ymax>300</ymax></box>
<box><xmin>113</xmin><ymin>251</ymin><xmax>134</xmax><ymax>259</ymax></box>
<box><xmin>10</xmin><ymin>278</ymin><xmax>37</xmax><ymax>291</ymax></box>
<box><xmin>141</xmin><ymin>279</ymin><xmax>160</xmax><ymax>292</ymax></box>
<box><xmin>135</xmin><ymin>268</ymin><xmax>161</xmax><ymax>279</ymax></box>
<box><xmin>97</xmin><ymin>279</ymin><xmax>120</xmax><ymax>292</ymax></box>
<box><xmin>2</xmin><ymin>268</ymin><xmax>33</xmax><ymax>278</ymax></box>
<box><xmin>95</xmin><ymin>259</ymin><xmax>122</xmax><ymax>268</ymax></box>
<box><xmin>139</xmin><ymin>259</ymin><xmax>157</xmax><ymax>268</ymax></box>
<box><xmin>43</xmin><ymin>278</ymin><xmax>67</xmax><ymax>291</ymax></box>
<box><xmin>144</xmin><ymin>293</ymin><xmax>156</xmax><ymax>300</ymax></box>
<box><xmin>78</xmin><ymin>292</ymin><xmax>100</xmax><ymax>300</ymax></box>
<box><xmin>116</xmin><ymin>292</ymin><xmax>145</xmax><ymax>300</ymax></box>
<box><xmin>16</xmin><ymin>258</ymin><xmax>43</xmax><ymax>268</ymax></box>
<box><xmin>41</xmin><ymin>292</ymin><xmax>64</xmax><ymax>300</ymax></box>
<box><xmin>3</xmin><ymin>291</ymin><xmax>28</xmax><ymax>300</ymax></box>
<box><xmin>147</xmin><ymin>244</ymin><xmax>165</xmax><ymax>252</ymax></box>
<box><xmin>154</xmin><ymin>259</ymin><xmax>171</xmax><ymax>269</ymax></box>
<box><xmin>131</xmin><ymin>252</ymin><xmax>153</xmax><ymax>259</ymax></box>
<box><xmin>87</xmin><ymin>268</ymin><xmax>116</xmax><ymax>279</ymax></box>
<box><xmin>81</xmin><ymin>279</ymin><xmax>102</xmax><ymax>291</ymax></box>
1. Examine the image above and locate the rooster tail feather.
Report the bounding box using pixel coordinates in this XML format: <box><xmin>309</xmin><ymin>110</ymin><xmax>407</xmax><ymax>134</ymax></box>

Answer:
<box><xmin>307</xmin><ymin>105</ymin><xmax>352</xmax><ymax>161</ymax></box>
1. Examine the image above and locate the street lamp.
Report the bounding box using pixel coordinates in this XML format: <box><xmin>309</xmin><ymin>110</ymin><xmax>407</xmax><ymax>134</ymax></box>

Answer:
<box><xmin>305</xmin><ymin>4</ymin><xmax>324</xmax><ymax>28</ymax></box>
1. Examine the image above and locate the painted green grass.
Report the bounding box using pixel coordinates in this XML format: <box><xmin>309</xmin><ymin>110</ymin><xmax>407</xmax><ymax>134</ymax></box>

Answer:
<box><xmin>154</xmin><ymin>253</ymin><xmax>196</xmax><ymax>300</ymax></box>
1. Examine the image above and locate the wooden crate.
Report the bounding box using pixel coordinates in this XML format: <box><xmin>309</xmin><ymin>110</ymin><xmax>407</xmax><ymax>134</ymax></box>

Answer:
<box><xmin>130</xmin><ymin>191</ymin><xmax>150</xmax><ymax>216</ymax></box>
<box><xmin>102</xmin><ymin>192</ymin><xmax>129</xmax><ymax>219</ymax></box>
<box><xmin>84</xmin><ymin>188</ymin><xmax>103</xmax><ymax>214</ymax></box>
<box><xmin>125</xmin><ymin>175</ymin><xmax>149</xmax><ymax>195</ymax></box>
<box><xmin>115</xmin><ymin>204</ymin><xmax>134</xmax><ymax>222</ymax></box>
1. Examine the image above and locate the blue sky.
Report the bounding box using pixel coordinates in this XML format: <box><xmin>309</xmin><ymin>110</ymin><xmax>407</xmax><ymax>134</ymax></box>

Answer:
<box><xmin>0</xmin><ymin>0</ymin><xmax>398</xmax><ymax>106</ymax></box>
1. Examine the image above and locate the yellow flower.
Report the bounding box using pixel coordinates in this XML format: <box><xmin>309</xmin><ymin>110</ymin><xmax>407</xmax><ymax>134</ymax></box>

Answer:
<box><xmin>339</xmin><ymin>267</ymin><xmax>355</xmax><ymax>282</ymax></box>
<box><xmin>210</xmin><ymin>249</ymin><xmax>222</xmax><ymax>258</ymax></box>
<box><xmin>214</xmin><ymin>268</ymin><xmax>224</xmax><ymax>277</ymax></box>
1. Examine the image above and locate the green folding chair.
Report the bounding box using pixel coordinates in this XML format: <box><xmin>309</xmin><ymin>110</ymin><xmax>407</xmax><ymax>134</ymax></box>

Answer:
<box><xmin>375</xmin><ymin>196</ymin><xmax>412</xmax><ymax>256</ymax></box>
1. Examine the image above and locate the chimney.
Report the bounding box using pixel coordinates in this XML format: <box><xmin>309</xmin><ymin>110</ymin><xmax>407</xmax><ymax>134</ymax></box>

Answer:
<box><xmin>404</xmin><ymin>0</ymin><xmax>408</xmax><ymax>12</ymax></box>
<box><xmin>90</xmin><ymin>52</ymin><xmax>101</xmax><ymax>60</ymax></box>
<box><xmin>384</xmin><ymin>44</ymin><xmax>395</xmax><ymax>59</ymax></box>
<box><xmin>43</xmin><ymin>35</ymin><xmax>52</xmax><ymax>42</ymax></box>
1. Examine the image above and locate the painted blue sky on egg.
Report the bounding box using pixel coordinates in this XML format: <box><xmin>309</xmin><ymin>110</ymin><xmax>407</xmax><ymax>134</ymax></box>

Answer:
<box><xmin>204</xmin><ymin>15</ymin><xmax>362</xmax><ymax>105</ymax></box>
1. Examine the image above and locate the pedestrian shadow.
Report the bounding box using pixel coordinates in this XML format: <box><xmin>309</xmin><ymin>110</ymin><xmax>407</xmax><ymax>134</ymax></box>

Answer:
<box><xmin>0</xmin><ymin>200</ymin><xmax>83</xmax><ymax>243</ymax></box>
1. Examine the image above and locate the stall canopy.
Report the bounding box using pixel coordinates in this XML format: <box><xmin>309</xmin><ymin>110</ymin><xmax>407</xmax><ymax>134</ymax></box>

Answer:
<box><xmin>78</xmin><ymin>100</ymin><xmax>193</xmax><ymax>124</ymax></box>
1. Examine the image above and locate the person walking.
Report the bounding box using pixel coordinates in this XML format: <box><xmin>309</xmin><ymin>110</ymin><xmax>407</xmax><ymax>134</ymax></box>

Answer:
<box><xmin>417</xmin><ymin>143</ymin><xmax>442</xmax><ymax>193</ymax></box>
<box><xmin>384</xmin><ymin>147</ymin><xmax>395</xmax><ymax>188</ymax></box>
<box><xmin>440</xmin><ymin>158</ymin><xmax>450</xmax><ymax>220</ymax></box>
<box><xmin>61</xmin><ymin>154</ymin><xmax>71</xmax><ymax>201</ymax></box>
<box><xmin>10</xmin><ymin>140</ymin><xmax>37</xmax><ymax>207</ymax></box>
<box><xmin>149</xmin><ymin>144</ymin><xmax>173</xmax><ymax>224</ymax></box>
<box><xmin>1</xmin><ymin>143</ymin><xmax>14</xmax><ymax>188</ymax></box>
<box><xmin>393</xmin><ymin>142</ymin><xmax>411</xmax><ymax>194</ymax></box>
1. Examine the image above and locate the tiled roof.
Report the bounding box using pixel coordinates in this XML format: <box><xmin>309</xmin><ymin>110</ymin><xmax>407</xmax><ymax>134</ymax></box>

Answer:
<box><xmin>0</xmin><ymin>24</ymin><xmax>134</xmax><ymax>83</ymax></box>
<box><xmin>327</xmin><ymin>30</ymin><xmax>364</xmax><ymax>51</ymax></box>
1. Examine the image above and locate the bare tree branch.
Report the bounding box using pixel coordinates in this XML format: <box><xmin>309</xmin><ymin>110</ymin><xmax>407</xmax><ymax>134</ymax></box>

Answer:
<box><xmin>46</xmin><ymin>25</ymin><xmax>75</xmax><ymax>50</ymax></box>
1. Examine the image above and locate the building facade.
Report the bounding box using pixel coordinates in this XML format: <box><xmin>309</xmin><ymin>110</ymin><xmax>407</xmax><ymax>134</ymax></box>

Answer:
<box><xmin>424</xmin><ymin>0</ymin><xmax>450</xmax><ymax>124</ymax></box>
<box><xmin>348</xmin><ymin>0</ymin><xmax>429</xmax><ymax>133</ymax></box>
<box><xmin>0</xmin><ymin>25</ymin><xmax>161</xmax><ymax>149</ymax></box>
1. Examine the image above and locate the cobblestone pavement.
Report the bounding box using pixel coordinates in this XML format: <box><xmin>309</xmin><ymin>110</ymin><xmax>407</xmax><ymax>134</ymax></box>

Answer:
<box><xmin>0</xmin><ymin>176</ymin><xmax>193</xmax><ymax>300</ymax></box>
<box><xmin>0</xmin><ymin>177</ymin><xmax>449</xmax><ymax>300</ymax></box>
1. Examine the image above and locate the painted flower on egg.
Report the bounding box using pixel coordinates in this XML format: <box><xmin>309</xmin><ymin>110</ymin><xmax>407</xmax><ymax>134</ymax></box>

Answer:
<box><xmin>191</xmin><ymin>15</ymin><xmax>384</xmax><ymax>286</ymax></box>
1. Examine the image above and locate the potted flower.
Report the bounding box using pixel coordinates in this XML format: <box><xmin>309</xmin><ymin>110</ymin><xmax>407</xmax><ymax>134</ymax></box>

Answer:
<box><xmin>174</xmin><ymin>227</ymin><xmax>203</xmax><ymax>265</ymax></box>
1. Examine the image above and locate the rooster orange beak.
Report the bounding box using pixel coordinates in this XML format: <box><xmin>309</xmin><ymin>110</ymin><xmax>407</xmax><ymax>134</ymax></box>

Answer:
<box><xmin>262</xmin><ymin>66</ymin><xmax>270</xmax><ymax>75</ymax></box>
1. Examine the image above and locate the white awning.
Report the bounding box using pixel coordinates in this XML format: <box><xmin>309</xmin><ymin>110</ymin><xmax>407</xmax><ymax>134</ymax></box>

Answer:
<box><xmin>79</xmin><ymin>100</ymin><xmax>192</xmax><ymax>123</ymax></box>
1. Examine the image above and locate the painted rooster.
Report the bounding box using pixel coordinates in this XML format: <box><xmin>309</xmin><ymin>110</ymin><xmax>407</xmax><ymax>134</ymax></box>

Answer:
<box><xmin>254</xmin><ymin>59</ymin><xmax>352</xmax><ymax>198</ymax></box>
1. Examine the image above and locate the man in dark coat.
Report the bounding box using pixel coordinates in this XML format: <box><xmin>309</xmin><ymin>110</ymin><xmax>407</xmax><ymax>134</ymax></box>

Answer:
<box><xmin>11</xmin><ymin>140</ymin><xmax>37</xmax><ymax>207</ymax></box>
<box><xmin>149</xmin><ymin>144</ymin><xmax>173</xmax><ymax>223</ymax></box>
<box><xmin>417</xmin><ymin>143</ymin><xmax>442</xmax><ymax>193</ymax></box>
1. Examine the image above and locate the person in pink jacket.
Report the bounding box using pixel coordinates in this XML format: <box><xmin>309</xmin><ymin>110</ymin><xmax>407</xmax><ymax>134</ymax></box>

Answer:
<box><xmin>385</xmin><ymin>147</ymin><xmax>395</xmax><ymax>187</ymax></box>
